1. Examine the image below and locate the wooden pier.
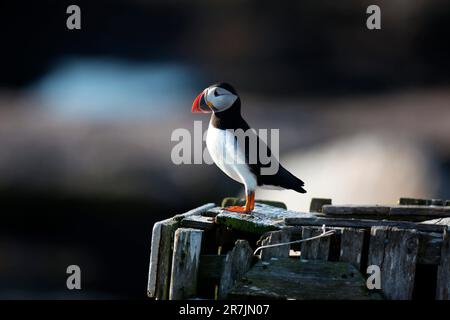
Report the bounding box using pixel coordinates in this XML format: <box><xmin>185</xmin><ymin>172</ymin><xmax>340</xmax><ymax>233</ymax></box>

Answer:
<box><xmin>147</xmin><ymin>198</ymin><xmax>450</xmax><ymax>300</ymax></box>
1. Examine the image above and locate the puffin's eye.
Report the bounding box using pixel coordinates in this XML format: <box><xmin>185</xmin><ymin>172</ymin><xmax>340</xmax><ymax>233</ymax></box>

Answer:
<box><xmin>213</xmin><ymin>89</ymin><xmax>220</xmax><ymax>97</ymax></box>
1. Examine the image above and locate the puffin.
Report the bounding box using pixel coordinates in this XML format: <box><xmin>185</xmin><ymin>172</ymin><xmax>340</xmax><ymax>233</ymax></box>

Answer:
<box><xmin>191</xmin><ymin>82</ymin><xmax>306</xmax><ymax>214</ymax></box>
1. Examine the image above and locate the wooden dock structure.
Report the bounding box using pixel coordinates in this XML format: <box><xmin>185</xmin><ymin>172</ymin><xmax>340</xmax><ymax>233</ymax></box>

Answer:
<box><xmin>147</xmin><ymin>198</ymin><xmax>450</xmax><ymax>300</ymax></box>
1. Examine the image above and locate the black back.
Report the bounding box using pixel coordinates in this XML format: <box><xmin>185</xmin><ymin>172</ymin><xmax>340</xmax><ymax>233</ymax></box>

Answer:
<box><xmin>210</xmin><ymin>94</ymin><xmax>306</xmax><ymax>193</ymax></box>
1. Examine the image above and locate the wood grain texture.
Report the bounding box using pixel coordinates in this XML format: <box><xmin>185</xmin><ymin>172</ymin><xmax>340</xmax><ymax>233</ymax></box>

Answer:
<box><xmin>147</xmin><ymin>220</ymin><xmax>162</xmax><ymax>297</ymax></box>
<box><xmin>259</xmin><ymin>230</ymin><xmax>290</xmax><ymax>261</ymax></box>
<box><xmin>322</xmin><ymin>205</ymin><xmax>450</xmax><ymax>222</ymax></box>
<box><xmin>339</xmin><ymin>228</ymin><xmax>365</xmax><ymax>269</ymax></box>
<box><xmin>147</xmin><ymin>203</ymin><xmax>214</xmax><ymax>299</ymax></box>
<box><xmin>229</xmin><ymin>258</ymin><xmax>375</xmax><ymax>300</ymax></box>
<box><xmin>154</xmin><ymin>219</ymin><xmax>178</xmax><ymax>300</ymax></box>
<box><xmin>323</xmin><ymin>205</ymin><xmax>390</xmax><ymax>216</ymax></box>
<box><xmin>301</xmin><ymin>227</ymin><xmax>331</xmax><ymax>261</ymax></box>
<box><xmin>169</xmin><ymin>228</ymin><xmax>203</xmax><ymax>300</ymax></box>
<box><xmin>368</xmin><ymin>227</ymin><xmax>419</xmax><ymax>300</ymax></box>
<box><xmin>218</xmin><ymin>240</ymin><xmax>254</xmax><ymax>299</ymax></box>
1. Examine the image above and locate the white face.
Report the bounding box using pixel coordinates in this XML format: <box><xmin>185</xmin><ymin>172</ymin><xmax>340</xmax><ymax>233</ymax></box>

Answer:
<box><xmin>203</xmin><ymin>86</ymin><xmax>238</xmax><ymax>112</ymax></box>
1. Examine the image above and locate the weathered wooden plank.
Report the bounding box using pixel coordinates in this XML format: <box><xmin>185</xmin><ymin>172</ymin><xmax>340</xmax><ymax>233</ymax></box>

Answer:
<box><xmin>258</xmin><ymin>230</ymin><xmax>290</xmax><ymax>261</ymax></box>
<box><xmin>218</xmin><ymin>240</ymin><xmax>254</xmax><ymax>299</ymax></box>
<box><xmin>181</xmin><ymin>215</ymin><xmax>215</xmax><ymax>231</ymax></box>
<box><xmin>285</xmin><ymin>216</ymin><xmax>446</xmax><ymax>233</ymax></box>
<box><xmin>368</xmin><ymin>227</ymin><xmax>419</xmax><ymax>300</ymax></box>
<box><xmin>215</xmin><ymin>203</ymin><xmax>314</xmax><ymax>234</ymax></box>
<box><xmin>229</xmin><ymin>258</ymin><xmax>375</xmax><ymax>300</ymax></box>
<box><xmin>339</xmin><ymin>228</ymin><xmax>365</xmax><ymax>269</ymax></box>
<box><xmin>309</xmin><ymin>198</ymin><xmax>332</xmax><ymax>213</ymax></box>
<box><xmin>169</xmin><ymin>228</ymin><xmax>203</xmax><ymax>300</ymax></box>
<box><xmin>153</xmin><ymin>219</ymin><xmax>179</xmax><ymax>300</ymax></box>
<box><xmin>323</xmin><ymin>205</ymin><xmax>390</xmax><ymax>216</ymax></box>
<box><xmin>174</xmin><ymin>203</ymin><xmax>216</xmax><ymax>220</ymax></box>
<box><xmin>147</xmin><ymin>203</ymin><xmax>215</xmax><ymax>299</ymax></box>
<box><xmin>147</xmin><ymin>220</ymin><xmax>163</xmax><ymax>297</ymax></box>
<box><xmin>436</xmin><ymin>229</ymin><xmax>450</xmax><ymax>300</ymax></box>
<box><xmin>399</xmin><ymin>197</ymin><xmax>432</xmax><ymax>206</ymax></box>
<box><xmin>301</xmin><ymin>227</ymin><xmax>331</xmax><ymax>261</ymax></box>
<box><xmin>322</xmin><ymin>205</ymin><xmax>450</xmax><ymax>222</ymax></box>
<box><xmin>389</xmin><ymin>205</ymin><xmax>450</xmax><ymax>217</ymax></box>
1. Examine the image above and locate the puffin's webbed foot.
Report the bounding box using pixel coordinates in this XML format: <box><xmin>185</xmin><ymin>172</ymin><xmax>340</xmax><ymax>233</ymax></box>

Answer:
<box><xmin>224</xmin><ymin>206</ymin><xmax>251</xmax><ymax>214</ymax></box>
<box><xmin>223</xmin><ymin>191</ymin><xmax>255</xmax><ymax>214</ymax></box>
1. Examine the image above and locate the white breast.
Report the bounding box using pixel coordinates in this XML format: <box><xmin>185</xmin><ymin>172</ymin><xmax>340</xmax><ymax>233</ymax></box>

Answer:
<box><xmin>206</xmin><ymin>123</ymin><xmax>257</xmax><ymax>192</ymax></box>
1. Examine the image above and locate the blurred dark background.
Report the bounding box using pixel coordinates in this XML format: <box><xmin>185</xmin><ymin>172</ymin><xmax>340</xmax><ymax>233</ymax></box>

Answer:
<box><xmin>0</xmin><ymin>0</ymin><xmax>450</xmax><ymax>298</ymax></box>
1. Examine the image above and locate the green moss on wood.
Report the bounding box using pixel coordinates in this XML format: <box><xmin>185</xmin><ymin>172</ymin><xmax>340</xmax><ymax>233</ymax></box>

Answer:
<box><xmin>213</xmin><ymin>203</ymin><xmax>314</xmax><ymax>234</ymax></box>
<box><xmin>215</xmin><ymin>213</ymin><xmax>280</xmax><ymax>234</ymax></box>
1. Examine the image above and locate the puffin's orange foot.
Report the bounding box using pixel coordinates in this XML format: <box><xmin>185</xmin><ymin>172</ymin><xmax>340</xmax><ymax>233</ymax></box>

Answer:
<box><xmin>224</xmin><ymin>206</ymin><xmax>251</xmax><ymax>214</ymax></box>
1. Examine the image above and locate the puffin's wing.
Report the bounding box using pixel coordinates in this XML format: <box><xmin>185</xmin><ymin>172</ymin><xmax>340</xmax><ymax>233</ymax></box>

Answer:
<box><xmin>236</xmin><ymin>124</ymin><xmax>306</xmax><ymax>193</ymax></box>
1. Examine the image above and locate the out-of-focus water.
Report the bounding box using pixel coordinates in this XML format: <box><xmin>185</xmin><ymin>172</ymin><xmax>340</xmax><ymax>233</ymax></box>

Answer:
<box><xmin>29</xmin><ymin>58</ymin><xmax>199</xmax><ymax>120</ymax></box>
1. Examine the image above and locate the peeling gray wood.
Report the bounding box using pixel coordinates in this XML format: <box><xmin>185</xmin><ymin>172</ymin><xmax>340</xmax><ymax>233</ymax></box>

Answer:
<box><xmin>309</xmin><ymin>198</ymin><xmax>332</xmax><ymax>213</ymax></box>
<box><xmin>285</xmin><ymin>216</ymin><xmax>446</xmax><ymax>233</ymax></box>
<box><xmin>147</xmin><ymin>219</ymin><xmax>180</xmax><ymax>299</ymax></box>
<box><xmin>323</xmin><ymin>205</ymin><xmax>450</xmax><ymax>219</ymax></box>
<box><xmin>258</xmin><ymin>230</ymin><xmax>290</xmax><ymax>261</ymax></box>
<box><xmin>147</xmin><ymin>220</ymin><xmax>162</xmax><ymax>297</ymax></box>
<box><xmin>368</xmin><ymin>227</ymin><xmax>419</xmax><ymax>300</ymax></box>
<box><xmin>229</xmin><ymin>258</ymin><xmax>375</xmax><ymax>300</ymax></box>
<box><xmin>339</xmin><ymin>228</ymin><xmax>365</xmax><ymax>269</ymax></box>
<box><xmin>169</xmin><ymin>228</ymin><xmax>203</xmax><ymax>300</ymax></box>
<box><xmin>436</xmin><ymin>229</ymin><xmax>450</xmax><ymax>300</ymax></box>
<box><xmin>323</xmin><ymin>205</ymin><xmax>390</xmax><ymax>216</ymax></box>
<box><xmin>389</xmin><ymin>205</ymin><xmax>450</xmax><ymax>217</ymax></box>
<box><xmin>152</xmin><ymin>219</ymin><xmax>179</xmax><ymax>299</ymax></box>
<box><xmin>147</xmin><ymin>203</ymin><xmax>214</xmax><ymax>299</ymax></box>
<box><xmin>301</xmin><ymin>227</ymin><xmax>331</xmax><ymax>261</ymax></box>
<box><xmin>218</xmin><ymin>240</ymin><xmax>254</xmax><ymax>299</ymax></box>
<box><xmin>173</xmin><ymin>203</ymin><xmax>216</xmax><ymax>220</ymax></box>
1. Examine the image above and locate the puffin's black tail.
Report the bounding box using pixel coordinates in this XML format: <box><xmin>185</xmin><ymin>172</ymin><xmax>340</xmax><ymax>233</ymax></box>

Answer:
<box><xmin>284</xmin><ymin>172</ymin><xmax>307</xmax><ymax>194</ymax></box>
<box><xmin>259</xmin><ymin>165</ymin><xmax>307</xmax><ymax>193</ymax></box>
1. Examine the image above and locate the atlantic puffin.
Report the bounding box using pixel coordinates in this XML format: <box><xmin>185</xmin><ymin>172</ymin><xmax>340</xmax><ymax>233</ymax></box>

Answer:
<box><xmin>191</xmin><ymin>82</ymin><xmax>306</xmax><ymax>214</ymax></box>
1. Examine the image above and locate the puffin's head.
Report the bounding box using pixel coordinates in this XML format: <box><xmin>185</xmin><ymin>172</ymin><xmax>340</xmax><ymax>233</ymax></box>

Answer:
<box><xmin>191</xmin><ymin>82</ymin><xmax>239</xmax><ymax>114</ymax></box>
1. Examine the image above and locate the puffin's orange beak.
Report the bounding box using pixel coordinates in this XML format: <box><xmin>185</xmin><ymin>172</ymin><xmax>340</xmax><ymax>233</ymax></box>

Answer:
<box><xmin>191</xmin><ymin>92</ymin><xmax>210</xmax><ymax>113</ymax></box>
